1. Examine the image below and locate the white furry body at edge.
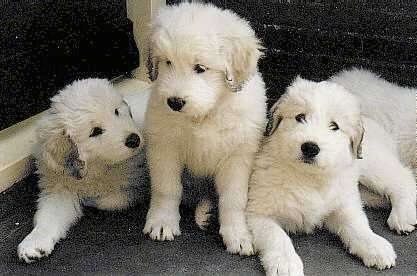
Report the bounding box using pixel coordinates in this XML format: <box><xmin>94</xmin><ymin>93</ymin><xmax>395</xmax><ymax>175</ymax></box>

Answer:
<box><xmin>331</xmin><ymin>68</ymin><xmax>416</xmax><ymax>169</ymax></box>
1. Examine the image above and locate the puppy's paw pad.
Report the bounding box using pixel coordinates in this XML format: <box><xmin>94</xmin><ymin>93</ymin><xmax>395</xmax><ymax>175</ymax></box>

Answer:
<box><xmin>220</xmin><ymin>226</ymin><xmax>254</xmax><ymax>256</ymax></box>
<box><xmin>195</xmin><ymin>199</ymin><xmax>214</xmax><ymax>230</ymax></box>
<box><xmin>17</xmin><ymin>235</ymin><xmax>54</xmax><ymax>263</ymax></box>
<box><xmin>387</xmin><ymin>208</ymin><xmax>416</xmax><ymax>234</ymax></box>
<box><xmin>196</xmin><ymin>216</ymin><xmax>212</xmax><ymax>230</ymax></box>
<box><xmin>355</xmin><ymin>235</ymin><xmax>396</xmax><ymax>270</ymax></box>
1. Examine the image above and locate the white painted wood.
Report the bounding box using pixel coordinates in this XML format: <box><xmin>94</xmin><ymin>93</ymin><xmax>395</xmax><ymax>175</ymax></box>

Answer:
<box><xmin>127</xmin><ymin>0</ymin><xmax>166</xmax><ymax>81</ymax></box>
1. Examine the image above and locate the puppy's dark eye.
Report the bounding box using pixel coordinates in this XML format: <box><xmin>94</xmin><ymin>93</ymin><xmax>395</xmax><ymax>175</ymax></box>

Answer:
<box><xmin>115</xmin><ymin>109</ymin><xmax>119</xmax><ymax>116</ymax></box>
<box><xmin>193</xmin><ymin>64</ymin><xmax>207</xmax><ymax>74</ymax></box>
<box><xmin>330</xmin><ymin>121</ymin><xmax>339</xmax><ymax>131</ymax></box>
<box><xmin>90</xmin><ymin>127</ymin><xmax>104</xmax><ymax>137</ymax></box>
<box><xmin>295</xmin><ymin>113</ymin><xmax>306</xmax><ymax>123</ymax></box>
<box><xmin>166</xmin><ymin>60</ymin><xmax>172</xmax><ymax>66</ymax></box>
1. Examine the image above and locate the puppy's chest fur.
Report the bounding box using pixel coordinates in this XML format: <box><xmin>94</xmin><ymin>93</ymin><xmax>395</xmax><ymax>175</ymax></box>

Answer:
<box><xmin>149</xmin><ymin>104</ymin><xmax>263</xmax><ymax>177</ymax></box>
<box><xmin>182</xmin><ymin>121</ymin><xmax>241</xmax><ymax>175</ymax></box>
<box><xmin>248</xmin><ymin>163</ymin><xmax>353</xmax><ymax>233</ymax></box>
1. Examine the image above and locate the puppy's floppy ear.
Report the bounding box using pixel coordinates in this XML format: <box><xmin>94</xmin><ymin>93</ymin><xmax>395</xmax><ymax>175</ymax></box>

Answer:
<box><xmin>264</xmin><ymin>103</ymin><xmax>282</xmax><ymax>136</ymax></box>
<box><xmin>63</xmin><ymin>136</ymin><xmax>87</xmax><ymax>180</ymax></box>
<box><xmin>37</xmin><ymin>112</ymin><xmax>87</xmax><ymax>179</ymax></box>
<box><xmin>147</xmin><ymin>47</ymin><xmax>159</xmax><ymax>82</ymax></box>
<box><xmin>222</xmin><ymin>36</ymin><xmax>263</xmax><ymax>92</ymax></box>
<box><xmin>350</xmin><ymin>119</ymin><xmax>365</xmax><ymax>159</ymax></box>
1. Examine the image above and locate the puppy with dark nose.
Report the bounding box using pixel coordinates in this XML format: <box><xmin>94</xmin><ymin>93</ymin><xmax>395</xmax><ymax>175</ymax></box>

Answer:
<box><xmin>18</xmin><ymin>79</ymin><xmax>149</xmax><ymax>263</ymax></box>
<box><xmin>144</xmin><ymin>3</ymin><xmax>266</xmax><ymax>256</ymax></box>
<box><xmin>247</xmin><ymin>77</ymin><xmax>397</xmax><ymax>275</ymax></box>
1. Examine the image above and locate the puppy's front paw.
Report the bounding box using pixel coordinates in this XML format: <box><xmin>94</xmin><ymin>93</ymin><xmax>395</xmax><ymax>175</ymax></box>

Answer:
<box><xmin>387</xmin><ymin>206</ymin><xmax>416</xmax><ymax>234</ymax></box>
<box><xmin>143</xmin><ymin>209</ymin><xmax>181</xmax><ymax>241</ymax></box>
<box><xmin>17</xmin><ymin>232</ymin><xmax>55</xmax><ymax>263</ymax></box>
<box><xmin>352</xmin><ymin>234</ymin><xmax>396</xmax><ymax>270</ymax></box>
<box><xmin>262</xmin><ymin>250</ymin><xmax>304</xmax><ymax>276</ymax></box>
<box><xmin>220</xmin><ymin>224</ymin><xmax>254</xmax><ymax>256</ymax></box>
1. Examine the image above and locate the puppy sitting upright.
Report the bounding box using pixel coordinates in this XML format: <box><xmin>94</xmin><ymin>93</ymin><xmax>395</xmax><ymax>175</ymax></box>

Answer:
<box><xmin>18</xmin><ymin>79</ymin><xmax>147</xmax><ymax>263</ymax></box>
<box><xmin>247</xmin><ymin>77</ymin><xmax>397</xmax><ymax>276</ymax></box>
<box><xmin>144</xmin><ymin>3</ymin><xmax>266</xmax><ymax>255</ymax></box>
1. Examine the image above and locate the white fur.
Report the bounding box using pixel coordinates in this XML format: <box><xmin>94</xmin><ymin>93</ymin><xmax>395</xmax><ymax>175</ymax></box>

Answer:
<box><xmin>143</xmin><ymin>3</ymin><xmax>266</xmax><ymax>255</ymax></box>
<box><xmin>123</xmin><ymin>87</ymin><xmax>151</xmax><ymax>130</ymax></box>
<box><xmin>331</xmin><ymin>68</ymin><xmax>415</xmax><ymax>168</ymax></box>
<box><xmin>331</xmin><ymin>69</ymin><xmax>416</xmax><ymax>233</ymax></box>
<box><xmin>18</xmin><ymin>79</ymin><xmax>147</xmax><ymax>263</ymax></box>
<box><xmin>247</xmin><ymin>78</ymin><xmax>397</xmax><ymax>276</ymax></box>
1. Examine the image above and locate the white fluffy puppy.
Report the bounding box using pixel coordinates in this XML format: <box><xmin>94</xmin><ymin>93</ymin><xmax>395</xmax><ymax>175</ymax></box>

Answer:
<box><xmin>18</xmin><ymin>79</ymin><xmax>147</xmax><ymax>263</ymax></box>
<box><xmin>247</xmin><ymin>77</ymin><xmax>397</xmax><ymax>276</ymax></box>
<box><xmin>331</xmin><ymin>69</ymin><xmax>416</xmax><ymax>233</ymax></box>
<box><xmin>144</xmin><ymin>3</ymin><xmax>266</xmax><ymax>255</ymax></box>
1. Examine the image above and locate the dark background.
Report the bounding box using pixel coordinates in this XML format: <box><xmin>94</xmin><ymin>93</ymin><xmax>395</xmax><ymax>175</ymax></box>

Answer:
<box><xmin>0</xmin><ymin>0</ymin><xmax>139</xmax><ymax>130</ymax></box>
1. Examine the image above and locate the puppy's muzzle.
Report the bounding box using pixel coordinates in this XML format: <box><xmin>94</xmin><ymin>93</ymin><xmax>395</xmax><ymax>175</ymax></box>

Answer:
<box><xmin>301</xmin><ymin>142</ymin><xmax>320</xmax><ymax>160</ymax></box>
<box><xmin>167</xmin><ymin>97</ymin><xmax>186</xmax><ymax>112</ymax></box>
<box><xmin>125</xmin><ymin>133</ymin><xmax>141</xmax><ymax>149</ymax></box>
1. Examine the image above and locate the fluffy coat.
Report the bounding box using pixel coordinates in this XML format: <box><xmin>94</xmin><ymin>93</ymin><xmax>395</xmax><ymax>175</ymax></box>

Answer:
<box><xmin>247</xmin><ymin>77</ymin><xmax>400</xmax><ymax>276</ymax></box>
<box><xmin>143</xmin><ymin>3</ymin><xmax>266</xmax><ymax>255</ymax></box>
<box><xmin>18</xmin><ymin>79</ymin><xmax>148</xmax><ymax>263</ymax></box>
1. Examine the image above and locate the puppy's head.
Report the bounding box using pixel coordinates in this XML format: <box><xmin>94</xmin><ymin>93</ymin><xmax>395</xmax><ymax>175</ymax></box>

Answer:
<box><xmin>37</xmin><ymin>79</ymin><xmax>143</xmax><ymax>179</ymax></box>
<box><xmin>265</xmin><ymin>77</ymin><xmax>364</xmax><ymax>174</ymax></box>
<box><xmin>148</xmin><ymin>3</ymin><xmax>262</xmax><ymax>118</ymax></box>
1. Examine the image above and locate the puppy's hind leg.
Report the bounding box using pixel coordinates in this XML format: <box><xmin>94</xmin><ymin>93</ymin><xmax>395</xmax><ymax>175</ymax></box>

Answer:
<box><xmin>325</xmin><ymin>198</ymin><xmax>396</xmax><ymax>270</ymax></box>
<box><xmin>359</xmin><ymin>146</ymin><xmax>416</xmax><ymax>234</ymax></box>
<box><xmin>195</xmin><ymin>198</ymin><xmax>215</xmax><ymax>230</ymax></box>
<box><xmin>247</xmin><ymin>214</ymin><xmax>304</xmax><ymax>276</ymax></box>
<box><xmin>17</xmin><ymin>191</ymin><xmax>82</xmax><ymax>263</ymax></box>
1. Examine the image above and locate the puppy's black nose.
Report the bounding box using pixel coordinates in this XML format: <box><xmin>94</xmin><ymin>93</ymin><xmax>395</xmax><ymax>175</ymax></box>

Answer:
<box><xmin>167</xmin><ymin>97</ymin><xmax>186</xmax><ymax>111</ymax></box>
<box><xmin>125</xmin><ymin>133</ymin><xmax>140</xmax><ymax>149</ymax></box>
<box><xmin>301</xmin><ymin>142</ymin><xmax>320</xmax><ymax>158</ymax></box>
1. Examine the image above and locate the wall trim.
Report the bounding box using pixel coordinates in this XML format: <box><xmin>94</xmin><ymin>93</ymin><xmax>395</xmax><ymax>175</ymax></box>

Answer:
<box><xmin>127</xmin><ymin>0</ymin><xmax>166</xmax><ymax>81</ymax></box>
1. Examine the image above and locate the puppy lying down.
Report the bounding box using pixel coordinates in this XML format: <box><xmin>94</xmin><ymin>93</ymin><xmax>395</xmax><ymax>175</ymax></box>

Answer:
<box><xmin>246</xmin><ymin>77</ymin><xmax>415</xmax><ymax>276</ymax></box>
<box><xmin>331</xmin><ymin>68</ymin><xmax>416</xmax><ymax>233</ymax></box>
<box><xmin>18</xmin><ymin>79</ymin><xmax>149</xmax><ymax>263</ymax></box>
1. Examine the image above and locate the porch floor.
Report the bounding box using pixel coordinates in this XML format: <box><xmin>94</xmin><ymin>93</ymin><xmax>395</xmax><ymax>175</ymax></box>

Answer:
<box><xmin>0</xmin><ymin>175</ymin><xmax>415</xmax><ymax>275</ymax></box>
